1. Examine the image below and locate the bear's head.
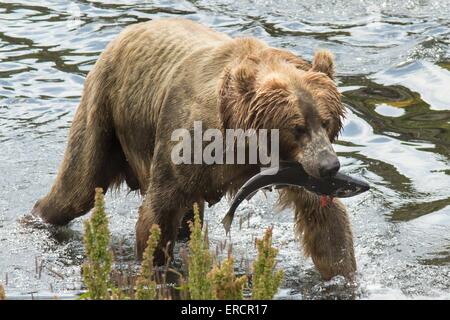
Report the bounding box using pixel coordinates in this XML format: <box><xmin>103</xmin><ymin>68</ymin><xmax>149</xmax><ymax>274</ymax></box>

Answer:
<box><xmin>219</xmin><ymin>49</ymin><xmax>344</xmax><ymax>178</ymax></box>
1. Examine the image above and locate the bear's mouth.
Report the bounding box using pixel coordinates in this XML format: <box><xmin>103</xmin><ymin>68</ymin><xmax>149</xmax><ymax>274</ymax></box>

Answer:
<box><xmin>222</xmin><ymin>161</ymin><xmax>370</xmax><ymax>233</ymax></box>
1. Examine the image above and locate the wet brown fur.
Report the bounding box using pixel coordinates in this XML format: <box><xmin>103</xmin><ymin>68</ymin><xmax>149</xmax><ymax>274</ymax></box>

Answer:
<box><xmin>32</xmin><ymin>19</ymin><xmax>355</xmax><ymax>280</ymax></box>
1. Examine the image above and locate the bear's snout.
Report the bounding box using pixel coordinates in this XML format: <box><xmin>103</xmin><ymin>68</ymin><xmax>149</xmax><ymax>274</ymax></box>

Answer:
<box><xmin>318</xmin><ymin>150</ymin><xmax>340</xmax><ymax>178</ymax></box>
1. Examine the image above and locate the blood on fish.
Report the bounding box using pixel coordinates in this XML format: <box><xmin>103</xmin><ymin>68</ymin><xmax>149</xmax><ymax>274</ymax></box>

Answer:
<box><xmin>320</xmin><ymin>195</ymin><xmax>327</xmax><ymax>208</ymax></box>
<box><xmin>321</xmin><ymin>195</ymin><xmax>334</xmax><ymax>208</ymax></box>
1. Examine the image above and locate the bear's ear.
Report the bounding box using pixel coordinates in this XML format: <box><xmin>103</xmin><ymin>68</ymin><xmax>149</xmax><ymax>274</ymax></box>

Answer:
<box><xmin>233</xmin><ymin>56</ymin><xmax>259</xmax><ymax>95</ymax></box>
<box><xmin>311</xmin><ymin>50</ymin><xmax>335</xmax><ymax>79</ymax></box>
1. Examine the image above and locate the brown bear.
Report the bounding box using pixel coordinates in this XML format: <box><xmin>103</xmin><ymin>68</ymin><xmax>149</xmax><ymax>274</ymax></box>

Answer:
<box><xmin>32</xmin><ymin>18</ymin><xmax>355</xmax><ymax>280</ymax></box>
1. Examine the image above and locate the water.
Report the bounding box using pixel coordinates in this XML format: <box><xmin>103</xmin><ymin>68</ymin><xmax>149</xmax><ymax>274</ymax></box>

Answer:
<box><xmin>0</xmin><ymin>0</ymin><xmax>449</xmax><ymax>299</ymax></box>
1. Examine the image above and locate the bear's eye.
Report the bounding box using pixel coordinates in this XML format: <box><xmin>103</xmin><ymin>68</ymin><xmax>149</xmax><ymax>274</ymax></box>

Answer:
<box><xmin>294</xmin><ymin>126</ymin><xmax>306</xmax><ymax>138</ymax></box>
<box><xmin>321</xmin><ymin>120</ymin><xmax>330</xmax><ymax>129</ymax></box>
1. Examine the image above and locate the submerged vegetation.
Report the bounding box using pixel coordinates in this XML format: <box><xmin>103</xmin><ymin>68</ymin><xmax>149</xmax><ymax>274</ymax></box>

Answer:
<box><xmin>78</xmin><ymin>190</ymin><xmax>284</xmax><ymax>300</ymax></box>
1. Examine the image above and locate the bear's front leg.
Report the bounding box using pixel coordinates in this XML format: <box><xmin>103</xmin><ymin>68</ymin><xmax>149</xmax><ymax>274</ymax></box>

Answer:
<box><xmin>136</xmin><ymin>190</ymin><xmax>187</xmax><ymax>264</ymax></box>
<box><xmin>177</xmin><ymin>201</ymin><xmax>205</xmax><ymax>241</ymax></box>
<box><xmin>279</xmin><ymin>188</ymin><xmax>356</xmax><ymax>280</ymax></box>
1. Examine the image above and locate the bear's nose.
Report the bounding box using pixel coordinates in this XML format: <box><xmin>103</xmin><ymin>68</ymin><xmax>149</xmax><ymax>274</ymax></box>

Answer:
<box><xmin>318</xmin><ymin>151</ymin><xmax>340</xmax><ymax>178</ymax></box>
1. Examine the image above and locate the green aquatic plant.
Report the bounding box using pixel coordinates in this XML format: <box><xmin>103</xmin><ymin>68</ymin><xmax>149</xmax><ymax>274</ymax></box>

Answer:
<box><xmin>82</xmin><ymin>188</ymin><xmax>113</xmax><ymax>300</ymax></box>
<box><xmin>0</xmin><ymin>283</ymin><xmax>5</xmax><ymax>300</ymax></box>
<box><xmin>251</xmin><ymin>227</ymin><xmax>284</xmax><ymax>300</ymax></box>
<box><xmin>136</xmin><ymin>224</ymin><xmax>161</xmax><ymax>300</ymax></box>
<box><xmin>185</xmin><ymin>203</ymin><xmax>247</xmax><ymax>300</ymax></box>
<box><xmin>208</xmin><ymin>256</ymin><xmax>247</xmax><ymax>300</ymax></box>
<box><xmin>77</xmin><ymin>193</ymin><xmax>283</xmax><ymax>300</ymax></box>
<box><xmin>187</xmin><ymin>203</ymin><xmax>214</xmax><ymax>300</ymax></box>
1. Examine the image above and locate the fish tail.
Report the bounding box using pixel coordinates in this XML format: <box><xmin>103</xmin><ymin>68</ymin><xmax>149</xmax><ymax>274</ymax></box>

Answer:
<box><xmin>221</xmin><ymin>212</ymin><xmax>234</xmax><ymax>234</ymax></box>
